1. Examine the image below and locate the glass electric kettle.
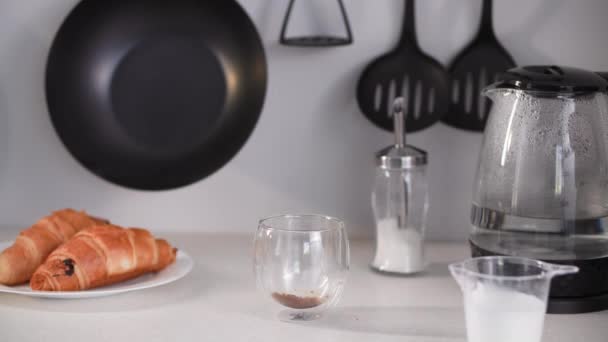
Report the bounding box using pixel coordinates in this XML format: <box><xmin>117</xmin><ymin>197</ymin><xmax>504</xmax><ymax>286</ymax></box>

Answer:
<box><xmin>470</xmin><ymin>66</ymin><xmax>608</xmax><ymax>314</ymax></box>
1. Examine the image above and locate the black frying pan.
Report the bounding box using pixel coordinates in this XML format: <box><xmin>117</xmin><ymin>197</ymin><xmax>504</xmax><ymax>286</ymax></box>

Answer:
<box><xmin>46</xmin><ymin>0</ymin><xmax>267</xmax><ymax>190</ymax></box>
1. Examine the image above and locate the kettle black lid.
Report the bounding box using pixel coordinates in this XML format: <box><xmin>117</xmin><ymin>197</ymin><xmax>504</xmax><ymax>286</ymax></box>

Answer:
<box><xmin>492</xmin><ymin>65</ymin><xmax>608</xmax><ymax>93</ymax></box>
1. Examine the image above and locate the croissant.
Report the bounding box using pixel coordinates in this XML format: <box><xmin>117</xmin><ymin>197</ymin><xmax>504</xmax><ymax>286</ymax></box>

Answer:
<box><xmin>30</xmin><ymin>225</ymin><xmax>177</xmax><ymax>291</ymax></box>
<box><xmin>0</xmin><ymin>209</ymin><xmax>107</xmax><ymax>285</ymax></box>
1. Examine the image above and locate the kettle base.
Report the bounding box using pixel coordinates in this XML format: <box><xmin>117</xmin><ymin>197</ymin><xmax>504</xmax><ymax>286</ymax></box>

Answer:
<box><xmin>470</xmin><ymin>239</ymin><xmax>608</xmax><ymax>314</ymax></box>
<box><xmin>546</xmin><ymin>292</ymin><xmax>608</xmax><ymax>314</ymax></box>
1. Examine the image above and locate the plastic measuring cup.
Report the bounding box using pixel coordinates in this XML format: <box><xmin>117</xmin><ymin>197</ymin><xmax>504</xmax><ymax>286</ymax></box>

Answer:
<box><xmin>449</xmin><ymin>256</ymin><xmax>578</xmax><ymax>342</ymax></box>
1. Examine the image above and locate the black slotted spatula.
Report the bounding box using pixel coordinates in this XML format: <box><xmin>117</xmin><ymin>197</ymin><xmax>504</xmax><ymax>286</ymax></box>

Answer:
<box><xmin>357</xmin><ymin>0</ymin><xmax>449</xmax><ymax>133</ymax></box>
<box><xmin>443</xmin><ymin>0</ymin><xmax>516</xmax><ymax>132</ymax></box>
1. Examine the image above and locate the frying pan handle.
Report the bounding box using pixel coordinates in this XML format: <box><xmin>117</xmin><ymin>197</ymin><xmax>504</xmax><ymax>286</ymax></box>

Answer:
<box><xmin>398</xmin><ymin>0</ymin><xmax>418</xmax><ymax>47</ymax></box>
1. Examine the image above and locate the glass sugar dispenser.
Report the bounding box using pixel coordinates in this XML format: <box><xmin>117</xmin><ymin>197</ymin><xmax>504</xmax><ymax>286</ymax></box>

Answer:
<box><xmin>371</xmin><ymin>97</ymin><xmax>429</xmax><ymax>274</ymax></box>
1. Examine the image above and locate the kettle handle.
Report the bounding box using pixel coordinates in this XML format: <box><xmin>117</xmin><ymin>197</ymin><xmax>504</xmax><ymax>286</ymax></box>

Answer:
<box><xmin>597</xmin><ymin>72</ymin><xmax>608</xmax><ymax>82</ymax></box>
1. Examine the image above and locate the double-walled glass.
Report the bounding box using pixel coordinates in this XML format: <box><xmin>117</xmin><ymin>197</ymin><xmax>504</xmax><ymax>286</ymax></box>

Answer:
<box><xmin>254</xmin><ymin>214</ymin><xmax>349</xmax><ymax>321</ymax></box>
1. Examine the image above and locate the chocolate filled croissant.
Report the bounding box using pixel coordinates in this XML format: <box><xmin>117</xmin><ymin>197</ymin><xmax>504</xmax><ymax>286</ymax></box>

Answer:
<box><xmin>0</xmin><ymin>209</ymin><xmax>107</xmax><ymax>285</ymax></box>
<box><xmin>30</xmin><ymin>225</ymin><xmax>176</xmax><ymax>291</ymax></box>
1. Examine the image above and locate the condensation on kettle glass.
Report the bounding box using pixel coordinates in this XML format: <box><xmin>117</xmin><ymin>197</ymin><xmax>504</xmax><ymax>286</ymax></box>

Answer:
<box><xmin>479</xmin><ymin>89</ymin><xmax>608</xmax><ymax>219</ymax></box>
<box><xmin>472</xmin><ymin>88</ymin><xmax>608</xmax><ymax>260</ymax></box>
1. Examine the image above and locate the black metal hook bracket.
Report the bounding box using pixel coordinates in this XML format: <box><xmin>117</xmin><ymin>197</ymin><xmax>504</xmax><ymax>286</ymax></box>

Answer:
<box><xmin>279</xmin><ymin>0</ymin><xmax>353</xmax><ymax>47</ymax></box>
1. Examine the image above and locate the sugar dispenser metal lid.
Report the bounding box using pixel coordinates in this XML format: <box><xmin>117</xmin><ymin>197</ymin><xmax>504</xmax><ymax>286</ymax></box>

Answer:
<box><xmin>376</xmin><ymin>98</ymin><xmax>427</xmax><ymax>169</ymax></box>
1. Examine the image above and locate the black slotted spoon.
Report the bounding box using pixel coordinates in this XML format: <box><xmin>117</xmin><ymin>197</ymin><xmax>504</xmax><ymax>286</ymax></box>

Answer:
<box><xmin>357</xmin><ymin>0</ymin><xmax>449</xmax><ymax>133</ymax></box>
<box><xmin>443</xmin><ymin>0</ymin><xmax>516</xmax><ymax>132</ymax></box>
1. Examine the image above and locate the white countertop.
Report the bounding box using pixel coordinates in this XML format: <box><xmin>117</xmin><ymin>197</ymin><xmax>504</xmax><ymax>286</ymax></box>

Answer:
<box><xmin>0</xmin><ymin>232</ymin><xmax>606</xmax><ymax>342</ymax></box>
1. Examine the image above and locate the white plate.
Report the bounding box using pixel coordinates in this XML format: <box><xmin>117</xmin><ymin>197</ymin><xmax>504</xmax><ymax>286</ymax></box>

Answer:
<box><xmin>0</xmin><ymin>241</ymin><xmax>193</xmax><ymax>299</ymax></box>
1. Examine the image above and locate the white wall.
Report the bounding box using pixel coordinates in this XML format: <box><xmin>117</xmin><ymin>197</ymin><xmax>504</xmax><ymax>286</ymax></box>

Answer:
<box><xmin>0</xmin><ymin>0</ymin><xmax>606</xmax><ymax>240</ymax></box>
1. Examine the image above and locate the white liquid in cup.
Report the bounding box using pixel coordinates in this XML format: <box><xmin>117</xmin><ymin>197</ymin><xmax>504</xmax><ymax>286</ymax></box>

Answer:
<box><xmin>465</xmin><ymin>283</ymin><xmax>546</xmax><ymax>342</ymax></box>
